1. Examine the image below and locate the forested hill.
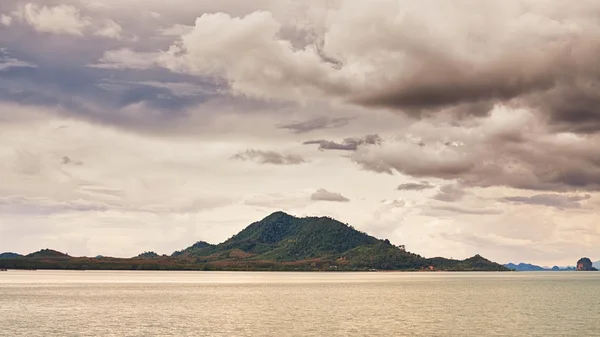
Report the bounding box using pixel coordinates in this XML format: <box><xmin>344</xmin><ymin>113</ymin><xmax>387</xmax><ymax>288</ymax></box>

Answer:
<box><xmin>0</xmin><ymin>212</ymin><xmax>509</xmax><ymax>271</ymax></box>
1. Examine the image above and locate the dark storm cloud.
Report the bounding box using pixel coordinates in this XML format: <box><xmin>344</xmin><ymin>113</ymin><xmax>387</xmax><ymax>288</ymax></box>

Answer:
<box><xmin>397</xmin><ymin>182</ymin><xmax>434</xmax><ymax>191</ymax></box>
<box><xmin>232</xmin><ymin>149</ymin><xmax>305</xmax><ymax>165</ymax></box>
<box><xmin>310</xmin><ymin>189</ymin><xmax>350</xmax><ymax>202</ymax></box>
<box><xmin>349</xmin><ymin>120</ymin><xmax>600</xmax><ymax>192</ymax></box>
<box><xmin>356</xmin><ymin>57</ymin><xmax>556</xmax><ymax>117</ymax></box>
<box><xmin>533</xmin><ymin>84</ymin><xmax>600</xmax><ymax>134</ymax></box>
<box><xmin>500</xmin><ymin>194</ymin><xmax>591</xmax><ymax>209</ymax></box>
<box><xmin>304</xmin><ymin>134</ymin><xmax>381</xmax><ymax>151</ymax></box>
<box><xmin>276</xmin><ymin>116</ymin><xmax>353</xmax><ymax>134</ymax></box>
<box><xmin>352</xmin><ymin>40</ymin><xmax>600</xmax><ymax>134</ymax></box>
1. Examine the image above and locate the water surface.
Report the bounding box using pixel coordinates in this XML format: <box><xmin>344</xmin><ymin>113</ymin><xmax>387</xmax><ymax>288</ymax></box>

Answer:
<box><xmin>1</xmin><ymin>271</ymin><xmax>599</xmax><ymax>336</ymax></box>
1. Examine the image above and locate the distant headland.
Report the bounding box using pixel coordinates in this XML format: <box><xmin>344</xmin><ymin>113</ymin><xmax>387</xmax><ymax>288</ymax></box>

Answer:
<box><xmin>504</xmin><ymin>258</ymin><xmax>599</xmax><ymax>272</ymax></box>
<box><xmin>0</xmin><ymin>212</ymin><xmax>509</xmax><ymax>271</ymax></box>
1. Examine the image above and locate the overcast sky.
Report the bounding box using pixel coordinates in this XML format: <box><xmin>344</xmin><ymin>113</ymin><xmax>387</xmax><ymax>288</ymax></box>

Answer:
<box><xmin>1</xmin><ymin>0</ymin><xmax>599</xmax><ymax>265</ymax></box>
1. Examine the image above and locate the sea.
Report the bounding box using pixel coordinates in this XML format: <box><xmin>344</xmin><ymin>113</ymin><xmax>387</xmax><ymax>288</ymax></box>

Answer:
<box><xmin>1</xmin><ymin>270</ymin><xmax>599</xmax><ymax>336</ymax></box>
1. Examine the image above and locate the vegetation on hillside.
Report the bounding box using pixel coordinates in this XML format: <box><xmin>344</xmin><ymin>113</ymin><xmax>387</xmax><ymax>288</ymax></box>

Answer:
<box><xmin>0</xmin><ymin>212</ymin><xmax>509</xmax><ymax>271</ymax></box>
<box><xmin>0</xmin><ymin>252</ymin><xmax>22</xmax><ymax>259</ymax></box>
<box><xmin>135</xmin><ymin>251</ymin><xmax>161</xmax><ymax>259</ymax></box>
<box><xmin>26</xmin><ymin>249</ymin><xmax>70</xmax><ymax>259</ymax></box>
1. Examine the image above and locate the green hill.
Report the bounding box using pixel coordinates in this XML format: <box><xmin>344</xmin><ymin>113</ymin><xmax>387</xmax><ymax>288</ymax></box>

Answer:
<box><xmin>172</xmin><ymin>241</ymin><xmax>214</xmax><ymax>257</ymax></box>
<box><xmin>0</xmin><ymin>252</ymin><xmax>22</xmax><ymax>259</ymax></box>
<box><xmin>135</xmin><ymin>251</ymin><xmax>161</xmax><ymax>259</ymax></box>
<box><xmin>25</xmin><ymin>249</ymin><xmax>70</xmax><ymax>259</ymax></box>
<box><xmin>172</xmin><ymin>211</ymin><xmax>508</xmax><ymax>271</ymax></box>
<box><xmin>0</xmin><ymin>212</ymin><xmax>510</xmax><ymax>271</ymax></box>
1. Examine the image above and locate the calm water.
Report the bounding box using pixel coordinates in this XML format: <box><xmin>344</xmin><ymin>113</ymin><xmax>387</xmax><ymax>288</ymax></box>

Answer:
<box><xmin>1</xmin><ymin>271</ymin><xmax>599</xmax><ymax>336</ymax></box>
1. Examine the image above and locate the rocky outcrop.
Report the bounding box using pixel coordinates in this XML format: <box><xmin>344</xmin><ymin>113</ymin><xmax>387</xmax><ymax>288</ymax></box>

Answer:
<box><xmin>576</xmin><ymin>258</ymin><xmax>598</xmax><ymax>271</ymax></box>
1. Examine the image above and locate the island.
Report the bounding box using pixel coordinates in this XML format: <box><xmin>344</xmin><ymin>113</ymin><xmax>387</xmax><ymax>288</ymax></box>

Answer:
<box><xmin>576</xmin><ymin>258</ymin><xmax>598</xmax><ymax>271</ymax></box>
<box><xmin>504</xmin><ymin>262</ymin><xmax>576</xmax><ymax>271</ymax></box>
<box><xmin>0</xmin><ymin>211</ymin><xmax>509</xmax><ymax>271</ymax></box>
<box><xmin>504</xmin><ymin>259</ymin><xmax>598</xmax><ymax>272</ymax></box>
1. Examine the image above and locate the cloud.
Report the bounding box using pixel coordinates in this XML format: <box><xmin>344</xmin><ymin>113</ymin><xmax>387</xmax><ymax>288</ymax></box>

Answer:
<box><xmin>433</xmin><ymin>185</ymin><xmax>466</xmax><ymax>202</ymax></box>
<box><xmin>61</xmin><ymin>156</ymin><xmax>83</xmax><ymax>166</ymax></box>
<box><xmin>0</xmin><ymin>195</ymin><xmax>110</xmax><ymax>214</ymax></box>
<box><xmin>430</xmin><ymin>205</ymin><xmax>503</xmax><ymax>215</ymax></box>
<box><xmin>500</xmin><ymin>194</ymin><xmax>592</xmax><ymax>209</ymax></box>
<box><xmin>242</xmin><ymin>191</ymin><xmax>310</xmax><ymax>209</ymax></box>
<box><xmin>158</xmin><ymin>24</ymin><xmax>193</xmax><ymax>36</ymax></box>
<box><xmin>1</xmin><ymin>14</ymin><xmax>12</xmax><ymax>26</ymax></box>
<box><xmin>89</xmin><ymin>1</ymin><xmax>600</xmax><ymax>136</ymax></box>
<box><xmin>0</xmin><ymin>49</ymin><xmax>37</xmax><ymax>71</ymax></box>
<box><xmin>6</xmin><ymin>3</ymin><xmax>125</xmax><ymax>39</ymax></box>
<box><xmin>93</xmin><ymin>10</ymin><xmax>352</xmax><ymax>100</ymax></box>
<box><xmin>397</xmin><ymin>181</ymin><xmax>434</xmax><ymax>191</ymax></box>
<box><xmin>277</xmin><ymin>116</ymin><xmax>353</xmax><ymax>134</ymax></box>
<box><xmin>91</xmin><ymin>49</ymin><xmax>160</xmax><ymax>69</ymax></box>
<box><xmin>304</xmin><ymin>134</ymin><xmax>381</xmax><ymax>151</ymax></box>
<box><xmin>350</xmin><ymin>106</ymin><xmax>600</xmax><ymax>191</ymax></box>
<box><xmin>13</xmin><ymin>4</ymin><xmax>92</xmax><ymax>36</ymax></box>
<box><xmin>232</xmin><ymin>149</ymin><xmax>305</xmax><ymax>165</ymax></box>
<box><xmin>310</xmin><ymin>188</ymin><xmax>350</xmax><ymax>202</ymax></box>
<box><xmin>351</xmin><ymin>136</ymin><xmax>473</xmax><ymax>176</ymax></box>
<box><xmin>381</xmin><ymin>199</ymin><xmax>405</xmax><ymax>208</ymax></box>
<box><xmin>94</xmin><ymin>19</ymin><xmax>123</xmax><ymax>40</ymax></box>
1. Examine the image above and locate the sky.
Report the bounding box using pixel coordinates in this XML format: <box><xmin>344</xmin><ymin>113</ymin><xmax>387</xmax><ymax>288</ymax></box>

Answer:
<box><xmin>1</xmin><ymin>0</ymin><xmax>599</xmax><ymax>266</ymax></box>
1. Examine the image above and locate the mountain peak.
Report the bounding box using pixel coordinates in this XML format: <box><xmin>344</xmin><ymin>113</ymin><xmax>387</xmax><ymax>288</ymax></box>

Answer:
<box><xmin>262</xmin><ymin>211</ymin><xmax>296</xmax><ymax>221</ymax></box>
<box><xmin>190</xmin><ymin>241</ymin><xmax>212</xmax><ymax>249</ymax></box>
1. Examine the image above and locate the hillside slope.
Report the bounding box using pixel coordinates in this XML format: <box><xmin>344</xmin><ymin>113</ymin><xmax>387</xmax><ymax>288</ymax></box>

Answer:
<box><xmin>26</xmin><ymin>249</ymin><xmax>70</xmax><ymax>259</ymax></box>
<box><xmin>173</xmin><ymin>212</ymin><xmax>508</xmax><ymax>271</ymax></box>
<box><xmin>0</xmin><ymin>252</ymin><xmax>22</xmax><ymax>259</ymax></box>
<box><xmin>0</xmin><ymin>212</ymin><xmax>509</xmax><ymax>271</ymax></box>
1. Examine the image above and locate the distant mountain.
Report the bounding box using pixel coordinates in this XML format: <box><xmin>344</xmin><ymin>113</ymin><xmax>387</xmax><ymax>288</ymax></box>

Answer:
<box><xmin>0</xmin><ymin>252</ymin><xmax>22</xmax><ymax>259</ymax></box>
<box><xmin>504</xmin><ymin>262</ymin><xmax>578</xmax><ymax>271</ymax></box>
<box><xmin>0</xmin><ymin>212</ymin><xmax>509</xmax><ymax>271</ymax></box>
<box><xmin>504</xmin><ymin>263</ymin><xmax>546</xmax><ymax>271</ymax></box>
<box><xmin>25</xmin><ymin>249</ymin><xmax>69</xmax><ymax>259</ymax></box>
<box><xmin>431</xmin><ymin>255</ymin><xmax>509</xmax><ymax>271</ymax></box>
<box><xmin>593</xmin><ymin>261</ymin><xmax>600</xmax><ymax>269</ymax></box>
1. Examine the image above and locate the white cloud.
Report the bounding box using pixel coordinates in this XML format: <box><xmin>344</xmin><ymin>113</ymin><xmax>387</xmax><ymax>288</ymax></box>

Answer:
<box><xmin>13</xmin><ymin>4</ymin><xmax>92</xmax><ymax>36</ymax></box>
<box><xmin>310</xmin><ymin>188</ymin><xmax>350</xmax><ymax>202</ymax></box>
<box><xmin>91</xmin><ymin>48</ymin><xmax>160</xmax><ymax>69</ymax></box>
<box><xmin>0</xmin><ymin>14</ymin><xmax>12</xmax><ymax>26</ymax></box>
<box><xmin>158</xmin><ymin>24</ymin><xmax>193</xmax><ymax>36</ymax></box>
<box><xmin>8</xmin><ymin>4</ymin><xmax>124</xmax><ymax>39</ymax></box>
<box><xmin>0</xmin><ymin>49</ymin><xmax>38</xmax><ymax>71</ymax></box>
<box><xmin>94</xmin><ymin>19</ymin><xmax>123</xmax><ymax>40</ymax></box>
<box><xmin>95</xmin><ymin>11</ymin><xmax>352</xmax><ymax>101</ymax></box>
